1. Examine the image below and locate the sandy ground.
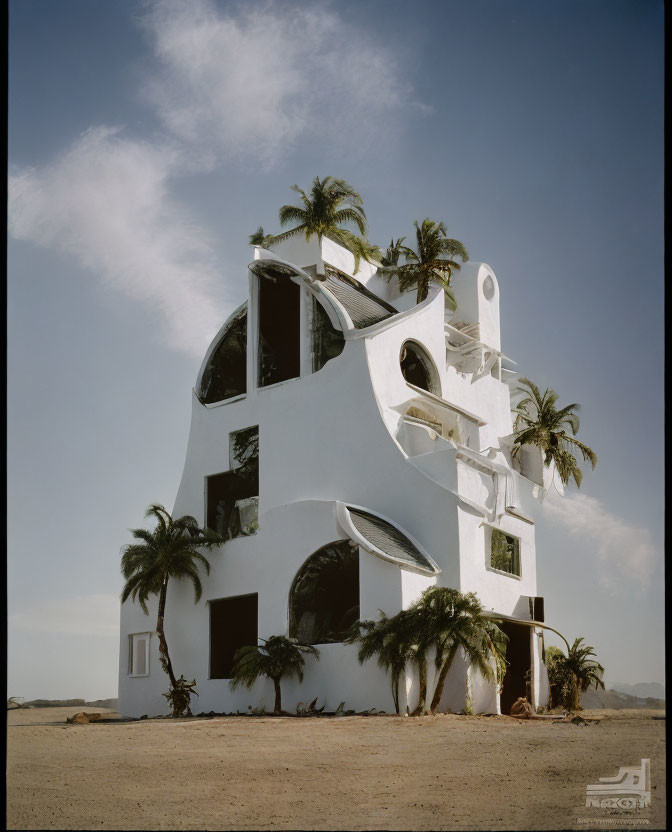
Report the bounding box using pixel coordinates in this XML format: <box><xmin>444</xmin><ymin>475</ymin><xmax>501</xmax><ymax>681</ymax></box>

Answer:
<box><xmin>7</xmin><ymin>706</ymin><xmax>665</xmax><ymax>830</ymax></box>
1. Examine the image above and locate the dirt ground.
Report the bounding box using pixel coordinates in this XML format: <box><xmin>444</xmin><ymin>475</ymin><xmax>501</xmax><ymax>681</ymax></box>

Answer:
<box><xmin>6</xmin><ymin>706</ymin><xmax>666</xmax><ymax>830</ymax></box>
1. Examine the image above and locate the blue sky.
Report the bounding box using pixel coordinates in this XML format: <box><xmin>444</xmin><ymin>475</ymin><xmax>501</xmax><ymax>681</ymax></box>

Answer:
<box><xmin>8</xmin><ymin>0</ymin><xmax>664</xmax><ymax>700</ymax></box>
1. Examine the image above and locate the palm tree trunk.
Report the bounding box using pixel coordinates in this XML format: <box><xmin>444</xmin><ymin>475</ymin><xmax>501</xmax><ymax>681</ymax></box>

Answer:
<box><xmin>429</xmin><ymin>644</ymin><xmax>459</xmax><ymax>714</ymax></box>
<box><xmin>412</xmin><ymin>655</ymin><xmax>428</xmax><ymax>715</ymax></box>
<box><xmin>416</xmin><ymin>278</ymin><xmax>429</xmax><ymax>304</ymax></box>
<box><xmin>156</xmin><ymin>579</ymin><xmax>177</xmax><ymax>688</ymax></box>
<box><xmin>391</xmin><ymin>669</ymin><xmax>400</xmax><ymax>715</ymax></box>
<box><xmin>273</xmin><ymin>678</ymin><xmax>282</xmax><ymax>714</ymax></box>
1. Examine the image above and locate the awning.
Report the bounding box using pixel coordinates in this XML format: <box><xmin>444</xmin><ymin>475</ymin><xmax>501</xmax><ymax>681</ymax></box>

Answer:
<box><xmin>337</xmin><ymin>502</ymin><xmax>440</xmax><ymax>575</ymax></box>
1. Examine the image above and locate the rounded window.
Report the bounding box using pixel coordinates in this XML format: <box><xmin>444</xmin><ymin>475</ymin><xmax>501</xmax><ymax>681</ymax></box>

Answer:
<box><xmin>482</xmin><ymin>274</ymin><xmax>495</xmax><ymax>301</ymax></box>
<box><xmin>400</xmin><ymin>340</ymin><xmax>441</xmax><ymax>396</ymax></box>
<box><xmin>289</xmin><ymin>541</ymin><xmax>359</xmax><ymax>645</ymax></box>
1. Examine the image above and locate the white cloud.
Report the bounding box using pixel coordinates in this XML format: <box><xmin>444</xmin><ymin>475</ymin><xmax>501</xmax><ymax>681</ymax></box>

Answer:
<box><xmin>542</xmin><ymin>490</ymin><xmax>656</xmax><ymax>594</ymax></box>
<box><xmin>8</xmin><ymin>127</ymin><xmax>227</xmax><ymax>357</ymax></box>
<box><xmin>140</xmin><ymin>0</ymin><xmax>423</xmax><ymax>168</ymax></box>
<box><xmin>8</xmin><ymin>2</ymin><xmax>423</xmax><ymax>357</ymax></box>
<box><xmin>9</xmin><ymin>594</ymin><xmax>121</xmax><ymax>637</ymax></box>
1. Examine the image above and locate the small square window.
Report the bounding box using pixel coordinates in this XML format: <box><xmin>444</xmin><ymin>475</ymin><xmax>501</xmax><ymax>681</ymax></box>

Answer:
<box><xmin>490</xmin><ymin>529</ymin><xmax>521</xmax><ymax>577</ymax></box>
<box><xmin>129</xmin><ymin>633</ymin><xmax>150</xmax><ymax>676</ymax></box>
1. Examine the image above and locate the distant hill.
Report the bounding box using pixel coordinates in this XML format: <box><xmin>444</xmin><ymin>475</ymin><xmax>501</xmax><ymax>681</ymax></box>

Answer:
<box><xmin>21</xmin><ymin>697</ymin><xmax>119</xmax><ymax>710</ymax></box>
<box><xmin>581</xmin><ymin>687</ymin><xmax>665</xmax><ymax>710</ymax></box>
<box><xmin>610</xmin><ymin>682</ymin><xmax>665</xmax><ymax>700</ymax></box>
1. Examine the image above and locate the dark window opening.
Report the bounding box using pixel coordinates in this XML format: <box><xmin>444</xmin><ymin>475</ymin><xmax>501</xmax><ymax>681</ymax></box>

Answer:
<box><xmin>498</xmin><ymin>621</ymin><xmax>531</xmax><ymax>714</ymax></box>
<box><xmin>400</xmin><ymin>340</ymin><xmax>440</xmax><ymax>395</ymax></box>
<box><xmin>199</xmin><ymin>308</ymin><xmax>247</xmax><ymax>404</ymax></box>
<box><xmin>289</xmin><ymin>541</ymin><xmax>359</xmax><ymax>645</ymax></box>
<box><xmin>258</xmin><ymin>275</ymin><xmax>300</xmax><ymax>387</ymax></box>
<box><xmin>491</xmin><ymin>529</ymin><xmax>521</xmax><ymax>577</ymax></box>
<box><xmin>210</xmin><ymin>594</ymin><xmax>258</xmax><ymax>679</ymax></box>
<box><xmin>206</xmin><ymin>426</ymin><xmax>259</xmax><ymax>538</ymax></box>
<box><xmin>312</xmin><ymin>298</ymin><xmax>345</xmax><ymax>372</ymax></box>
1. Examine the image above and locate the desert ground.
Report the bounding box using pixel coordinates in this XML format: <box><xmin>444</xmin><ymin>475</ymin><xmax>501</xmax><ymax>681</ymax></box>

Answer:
<box><xmin>7</xmin><ymin>706</ymin><xmax>665</xmax><ymax>830</ymax></box>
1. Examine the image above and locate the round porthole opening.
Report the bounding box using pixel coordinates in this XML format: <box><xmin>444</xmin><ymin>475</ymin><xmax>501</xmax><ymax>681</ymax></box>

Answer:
<box><xmin>482</xmin><ymin>275</ymin><xmax>495</xmax><ymax>301</ymax></box>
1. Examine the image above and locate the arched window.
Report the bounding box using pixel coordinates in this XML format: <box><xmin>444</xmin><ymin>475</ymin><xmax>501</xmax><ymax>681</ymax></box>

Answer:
<box><xmin>400</xmin><ymin>340</ymin><xmax>440</xmax><ymax>396</ymax></box>
<box><xmin>198</xmin><ymin>307</ymin><xmax>247</xmax><ymax>404</ymax></box>
<box><xmin>289</xmin><ymin>541</ymin><xmax>359</xmax><ymax>645</ymax></box>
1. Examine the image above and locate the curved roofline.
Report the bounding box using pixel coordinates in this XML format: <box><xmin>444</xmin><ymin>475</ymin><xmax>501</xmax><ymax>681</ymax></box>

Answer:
<box><xmin>335</xmin><ymin>501</ymin><xmax>441</xmax><ymax>576</ymax></box>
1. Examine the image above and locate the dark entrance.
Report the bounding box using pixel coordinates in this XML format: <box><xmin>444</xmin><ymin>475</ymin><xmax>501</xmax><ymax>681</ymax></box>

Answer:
<box><xmin>499</xmin><ymin>621</ymin><xmax>531</xmax><ymax>714</ymax></box>
<box><xmin>209</xmin><ymin>593</ymin><xmax>258</xmax><ymax>679</ymax></box>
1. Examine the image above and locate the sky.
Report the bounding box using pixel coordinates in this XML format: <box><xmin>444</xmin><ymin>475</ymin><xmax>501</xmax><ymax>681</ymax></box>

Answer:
<box><xmin>7</xmin><ymin>0</ymin><xmax>664</xmax><ymax>700</ymax></box>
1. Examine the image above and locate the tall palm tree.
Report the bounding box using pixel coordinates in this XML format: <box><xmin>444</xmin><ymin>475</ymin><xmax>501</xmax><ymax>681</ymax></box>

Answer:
<box><xmin>380</xmin><ymin>219</ymin><xmax>469</xmax><ymax>308</ymax></box>
<box><xmin>545</xmin><ymin>638</ymin><xmax>605</xmax><ymax>710</ymax></box>
<box><xmin>229</xmin><ymin>635</ymin><xmax>320</xmax><ymax>714</ymax></box>
<box><xmin>120</xmin><ymin>504</ymin><xmax>223</xmax><ymax>713</ymax></box>
<box><xmin>512</xmin><ymin>378</ymin><xmax>597</xmax><ymax>487</ymax></box>
<box><xmin>270</xmin><ymin>176</ymin><xmax>367</xmax><ymax>255</ymax></box>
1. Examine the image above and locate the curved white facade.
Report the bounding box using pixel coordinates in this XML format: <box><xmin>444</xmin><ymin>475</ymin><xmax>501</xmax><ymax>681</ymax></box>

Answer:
<box><xmin>119</xmin><ymin>236</ymin><xmax>552</xmax><ymax>717</ymax></box>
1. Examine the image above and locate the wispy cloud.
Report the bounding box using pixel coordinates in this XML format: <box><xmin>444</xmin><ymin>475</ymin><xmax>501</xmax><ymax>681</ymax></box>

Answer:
<box><xmin>140</xmin><ymin>0</ymin><xmax>424</xmax><ymax>169</ymax></box>
<box><xmin>8</xmin><ymin>127</ymin><xmax>227</xmax><ymax>357</ymax></box>
<box><xmin>9</xmin><ymin>594</ymin><xmax>121</xmax><ymax>637</ymax></box>
<box><xmin>542</xmin><ymin>490</ymin><xmax>656</xmax><ymax>594</ymax></box>
<box><xmin>9</xmin><ymin>1</ymin><xmax>422</xmax><ymax>355</ymax></box>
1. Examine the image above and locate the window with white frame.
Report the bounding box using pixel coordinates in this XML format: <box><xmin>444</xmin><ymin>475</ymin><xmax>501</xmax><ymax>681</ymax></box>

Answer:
<box><xmin>490</xmin><ymin>528</ymin><xmax>521</xmax><ymax>577</ymax></box>
<box><xmin>129</xmin><ymin>632</ymin><xmax>150</xmax><ymax>676</ymax></box>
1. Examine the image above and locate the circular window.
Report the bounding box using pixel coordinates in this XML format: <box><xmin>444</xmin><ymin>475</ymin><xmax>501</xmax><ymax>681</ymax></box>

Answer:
<box><xmin>400</xmin><ymin>340</ymin><xmax>441</xmax><ymax>396</ymax></box>
<box><xmin>482</xmin><ymin>275</ymin><xmax>495</xmax><ymax>301</ymax></box>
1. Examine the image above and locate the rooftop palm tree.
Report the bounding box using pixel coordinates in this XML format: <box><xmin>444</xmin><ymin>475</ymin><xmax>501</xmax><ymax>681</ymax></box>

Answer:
<box><xmin>380</xmin><ymin>236</ymin><xmax>408</xmax><ymax>268</ymax></box>
<box><xmin>270</xmin><ymin>176</ymin><xmax>367</xmax><ymax>258</ymax></box>
<box><xmin>249</xmin><ymin>226</ymin><xmax>275</xmax><ymax>247</ymax></box>
<box><xmin>380</xmin><ymin>219</ymin><xmax>469</xmax><ymax>309</ymax></box>
<box><xmin>545</xmin><ymin>638</ymin><xmax>605</xmax><ymax>711</ymax></box>
<box><xmin>120</xmin><ymin>504</ymin><xmax>224</xmax><ymax>715</ymax></box>
<box><xmin>512</xmin><ymin>378</ymin><xmax>597</xmax><ymax>487</ymax></box>
<box><xmin>338</xmin><ymin>230</ymin><xmax>382</xmax><ymax>274</ymax></box>
<box><xmin>229</xmin><ymin>635</ymin><xmax>320</xmax><ymax>714</ymax></box>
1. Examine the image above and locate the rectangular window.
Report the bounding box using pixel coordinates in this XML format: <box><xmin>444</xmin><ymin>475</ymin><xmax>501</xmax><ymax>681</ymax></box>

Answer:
<box><xmin>206</xmin><ymin>427</ymin><xmax>259</xmax><ymax>538</ymax></box>
<box><xmin>129</xmin><ymin>633</ymin><xmax>150</xmax><ymax>676</ymax></box>
<box><xmin>490</xmin><ymin>529</ymin><xmax>521</xmax><ymax>577</ymax></box>
<box><xmin>258</xmin><ymin>275</ymin><xmax>301</xmax><ymax>387</ymax></box>
<box><xmin>210</xmin><ymin>594</ymin><xmax>258</xmax><ymax>679</ymax></box>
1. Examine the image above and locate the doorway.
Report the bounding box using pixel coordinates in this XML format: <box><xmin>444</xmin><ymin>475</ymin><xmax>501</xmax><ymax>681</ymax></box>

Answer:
<box><xmin>499</xmin><ymin>621</ymin><xmax>531</xmax><ymax>714</ymax></box>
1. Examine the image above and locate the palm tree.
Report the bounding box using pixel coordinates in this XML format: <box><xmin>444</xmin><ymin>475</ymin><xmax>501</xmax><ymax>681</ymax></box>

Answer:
<box><xmin>338</xmin><ymin>230</ymin><xmax>382</xmax><ymax>274</ymax></box>
<box><xmin>380</xmin><ymin>219</ymin><xmax>469</xmax><ymax>309</ymax></box>
<box><xmin>270</xmin><ymin>176</ymin><xmax>367</xmax><ymax>256</ymax></box>
<box><xmin>347</xmin><ymin>609</ymin><xmax>419</xmax><ymax>715</ymax></box>
<box><xmin>419</xmin><ymin>588</ymin><xmax>508</xmax><ymax>714</ymax></box>
<box><xmin>545</xmin><ymin>638</ymin><xmax>605</xmax><ymax>710</ymax></box>
<box><xmin>348</xmin><ymin>588</ymin><xmax>507</xmax><ymax>716</ymax></box>
<box><xmin>120</xmin><ymin>504</ymin><xmax>224</xmax><ymax>714</ymax></box>
<box><xmin>380</xmin><ymin>237</ymin><xmax>407</xmax><ymax>267</ymax></box>
<box><xmin>229</xmin><ymin>635</ymin><xmax>320</xmax><ymax>714</ymax></box>
<box><xmin>512</xmin><ymin>378</ymin><xmax>597</xmax><ymax>487</ymax></box>
<box><xmin>249</xmin><ymin>226</ymin><xmax>275</xmax><ymax>247</ymax></box>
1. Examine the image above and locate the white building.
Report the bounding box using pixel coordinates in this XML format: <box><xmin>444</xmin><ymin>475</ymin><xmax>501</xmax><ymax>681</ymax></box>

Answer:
<box><xmin>118</xmin><ymin>235</ymin><xmax>555</xmax><ymax>717</ymax></box>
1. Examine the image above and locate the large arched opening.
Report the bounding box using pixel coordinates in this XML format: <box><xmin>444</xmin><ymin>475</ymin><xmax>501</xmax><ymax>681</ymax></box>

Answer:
<box><xmin>289</xmin><ymin>541</ymin><xmax>359</xmax><ymax>645</ymax></box>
